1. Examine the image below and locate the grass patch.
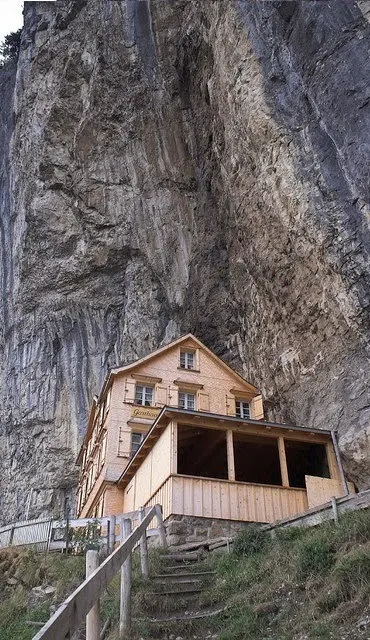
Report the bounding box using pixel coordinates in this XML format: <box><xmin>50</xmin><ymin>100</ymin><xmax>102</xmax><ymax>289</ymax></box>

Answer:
<box><xmin>217</xmin><ymin>604</ymin><xmax>262</xmax><ymax>640</ymax></box>
<box><xmin>233</xmin><ymin>525</ymin><xmax>270</xmax><ymax>556</ymax></box>
<box><xmin>296</xmin><ymin>537</ymin><xmax>335</xmax><ymax>578</ymax></box>
<box><xmin>333</xmin><ymin>547</ymin><xmax>370</xmax><ymax>600</ymax></box>
<box><xmin>333</xmin><ymin>509</ymin><xmax>370</xmax><ymax>546</ymax></box>
<box><xmin>0</xmin><ymin>548</ymin><xmax>85</xmax><ymax>640</ymax></box>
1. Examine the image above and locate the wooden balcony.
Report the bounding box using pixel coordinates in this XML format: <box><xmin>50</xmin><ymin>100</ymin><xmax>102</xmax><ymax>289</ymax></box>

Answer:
<box><xmin>144</xmin><ymin>474</ymin><xmax>308</xmax><ymax>523</ymax></box>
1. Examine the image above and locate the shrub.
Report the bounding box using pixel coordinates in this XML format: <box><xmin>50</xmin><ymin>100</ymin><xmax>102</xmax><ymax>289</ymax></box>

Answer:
<box><xmin>69</xmin><ymin>520</ymin><xmax>101</xmax><ymax>553</ymax></box>
<box><xmin>275</xmin><ymin>525</ymin><xmax>307</xmax><ymax>546</ymax></box>
<box><xmin>334</xmin><ymin>510</ymin><xmax>370</xmax><ymax>546</ymax></box>
<box><xmin>233</xmin><ymin>526</ymin><xmax>270</xmax><ymax>557</ymax></box>
<box><xmin>296</xmin><ymin>538</ymin><xmax>334</xmax><ymax>578</ymax></box>
<box><xmin>333</xmin><ymin>549</ymin><xmax>370</xmax><ymax>599</ymax></box>
<box><xmin>0</xmin><ymin>29</ymin><xmax>22</xmax><ymax>63</ymax></box>
<box><xmin>218</xmin><ymin>604</ymin><xmax>261</xmax><ymax>640</ymax></box>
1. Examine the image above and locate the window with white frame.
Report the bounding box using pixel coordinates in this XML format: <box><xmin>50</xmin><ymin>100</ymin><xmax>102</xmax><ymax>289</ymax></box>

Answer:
<box><xmin>235</xmin><ymin>400</ymin><xmax>251</xmax><ymax>419</ymax></box>
<box><xmin>179</xmin><ymin>350</ymin><xmax>196</xmax><ymax>370</ymax></box>
<box><xmin>178</xmin><ymin>391</ymin><xmax>196</xmax><ymax>410</ymax></box>
<box><xmin>131</xmin><ymin>432</ymin><xmax>145</xmax><ymax>456</ymax></box>
<box><xmin>135</xmin><ymin>384</ymin><xmax>154</xmax><ymax>406</ymax></box>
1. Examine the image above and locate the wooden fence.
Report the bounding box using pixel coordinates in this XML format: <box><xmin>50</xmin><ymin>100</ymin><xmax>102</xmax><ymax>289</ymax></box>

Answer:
<box><xmin>264</xmin><ymin>488</ymin><xmax>370</xmax><ymax>531</ymax></box>
<box><xmin>0</xmin><ymin>507</ymin><xmax>159</xmax><ymax>553</ymax></box>
<box><xmin>0</xmin><ymin>517</ymin><xmax>52</xmax><ymax>552</ymax></box>
<box><xmin>32</xmin><ymin>504</ymin><xmax>166</xmax><ymax>640</ymax></box>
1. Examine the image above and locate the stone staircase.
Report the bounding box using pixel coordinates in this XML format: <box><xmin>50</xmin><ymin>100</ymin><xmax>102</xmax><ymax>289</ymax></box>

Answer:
<box><xmin>141</xmin><ymin>547</ymin><xmax>224</xmax><ymax>637</ymax></box>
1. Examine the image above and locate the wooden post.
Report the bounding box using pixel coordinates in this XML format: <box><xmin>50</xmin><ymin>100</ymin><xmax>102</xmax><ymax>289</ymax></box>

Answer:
<box><xmin>107</xmin><ymin>516</ymin><xmax>116</xmax><ymax>554</ymax></box>
<box><xmin>331</xmin><ymin>496</ymin><xmax>339</xmax><ymax>524</ymax></box>
<box><xmin>330</xmin><ymin>431</ymin><xmax>349</xmax><ymax>495</ymax></box>
<box><xmin>65</xmin><ymin>516</ymin><xmax>70</xmax><ymax>555</ymax></box>
<box><xmin>119</xmin><ymin>518</ymin><xmax>132</xmax><ymax>639</ymax></box>
<box><xmin>278</xmin><ymin>437</ymin><xmax>290</xmax><ymax>487</ymax></box>
<box><xmin>86</xmin><ymin>550</ymin><xmax>100</xmax><ymax>640</ymax></box>
<box><xmin>45</xmin><ymin>520</ymin><xmax>53</xmax><ymax>554</ymax></box>
<box><xmin>226</xmin><ymin>430</ymin><xmax>235</xmax><ymax>481</ymax></box>
<box><xmin>138</xmin><ymin>507</ymin><xmax>149</xmax><ymax>578</ymax></box>
<box><xmin>155</xmin><ymin>504</ymin><xmax>167</xmax><ymax>548</ymax></box>
<box><xmin>170</xmin><ymin>421</ymin><xmax>178</xmax><ymax>474</ymax></box>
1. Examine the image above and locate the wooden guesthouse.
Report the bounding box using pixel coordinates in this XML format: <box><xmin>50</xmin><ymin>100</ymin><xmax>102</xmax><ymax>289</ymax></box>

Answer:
<box><xmin>76</xmin><ymin>334</ymin><xmax>354</xmax><ymax>526</ymax></box>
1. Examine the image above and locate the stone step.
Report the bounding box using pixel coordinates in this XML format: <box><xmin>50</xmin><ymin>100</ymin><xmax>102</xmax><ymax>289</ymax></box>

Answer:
<box><xmin>167</xmin><ymin>536</ymin><xmax>232</xmax><ymax>554</ymax></box>
<box><xmin>162</xmin><ymin>562</ymin><xmax>209</xmax><ymax>573</ymax></box>
<box><xmin>149</xmin><ymin>580</ymin><xmax>203</xmax><ymax>595</ymax></box>
<box><xmin>160</xmin><ymin>551</ymin><xmax>200</xmax><ymax>563</ymax></box>
<box><xmin>148</xmin><ymin>604</ymin><xmax>227</xmax><ymax>624</ymax></box>
<box><xmin>151</xmin><ymin>571</ymin><xmax>215</xmax><ymax>583</ymax></box>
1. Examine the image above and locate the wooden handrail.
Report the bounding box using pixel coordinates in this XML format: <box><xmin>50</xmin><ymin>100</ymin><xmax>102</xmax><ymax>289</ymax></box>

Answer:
<box><xmin>32</xmin><ymin>505</ymin><xmax>158</xmax><ymax>640</ymax></box>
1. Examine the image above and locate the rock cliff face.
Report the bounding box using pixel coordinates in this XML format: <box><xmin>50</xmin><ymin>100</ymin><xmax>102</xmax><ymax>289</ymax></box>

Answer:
<box><xmin>1</xmin><ymin>0</ymin><xmax>370</xmax><ymax>522</ymax></box>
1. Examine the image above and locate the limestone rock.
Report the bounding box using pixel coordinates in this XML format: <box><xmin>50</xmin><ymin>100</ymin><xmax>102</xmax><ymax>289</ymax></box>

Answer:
<box><xmin>0</xmin><ymin>0</ymin><xmax>370</xmax><ymax>521</ymax></box>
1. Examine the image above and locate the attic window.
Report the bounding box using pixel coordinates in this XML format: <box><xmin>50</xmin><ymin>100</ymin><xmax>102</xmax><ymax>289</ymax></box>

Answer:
<box><xmin>235</xmin><ymin>400</ymin><xmax>250</xmax><ymax>419</ymax></box>
<box><xmin>180</xmin><ymin>350</ymin><xmax>195</xmax><ymax>370</ymax></box>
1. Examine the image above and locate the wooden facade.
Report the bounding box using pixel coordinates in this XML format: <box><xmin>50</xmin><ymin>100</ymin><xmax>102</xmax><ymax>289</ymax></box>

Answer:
<box><xmin>76</xmin><ymin>334</ymin><xmax>263</xmax><ymax>518</ymax></box>
<box><xmin>76</xmin><ymin>334</ymin><xmax>354</xmax><ymax>524</ymax></box>
<box><xmin>118</xmin><ymin>412</ymin><xmax>353</xmax><ymax>524</ymax></box>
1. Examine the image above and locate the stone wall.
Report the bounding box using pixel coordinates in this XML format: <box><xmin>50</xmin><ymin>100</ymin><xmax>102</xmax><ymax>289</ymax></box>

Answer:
<box><xmin>164</xmin><ymin>514</ymin><xmax>252</xmax><ymax>548</ymax></box>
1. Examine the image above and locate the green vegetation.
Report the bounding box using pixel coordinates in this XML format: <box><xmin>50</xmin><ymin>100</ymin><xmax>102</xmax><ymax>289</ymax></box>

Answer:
<box><xmin>0</xmin><ymin>548</ymin><xmax>84</xmax><ymax>640</ymax></box>
<box><xmin>1</xmin><ymin>510</ymin><xmax>370</xmax><ymax>640</ymax></box>
<box><xmin>232</xmin><ymin>524</ymin><xmax>270</xmax><ymax>557</ymax></box>
<box><xmin>0</xmin><ymin>30</ymin><xmax>22</xmax><ymax>66</ymax></box>
<box><xmin>69</xmin><ymin>519</ymin><xmax>102</xmax><ymax>553</ymax></box>
<box><xmin>195</xmin><ymin>511</ymin><xmax>370</xmax><ymax>640</ymax></box>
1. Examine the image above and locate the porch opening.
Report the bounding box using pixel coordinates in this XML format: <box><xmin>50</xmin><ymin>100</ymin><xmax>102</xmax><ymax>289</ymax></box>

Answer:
<box><xmin>177</xmin><ymin>424</ymin><xmax>228</xmax><ymax>479</ymax></box>
<box><xmin>233</xmin><ymin>433</ymin><xmax>282</xmax><ymax>485</ymax></box>
<box><xmin>285</xmin><ymin>440</ymin><xmax>330</xmax><ymax>488</ymax></box>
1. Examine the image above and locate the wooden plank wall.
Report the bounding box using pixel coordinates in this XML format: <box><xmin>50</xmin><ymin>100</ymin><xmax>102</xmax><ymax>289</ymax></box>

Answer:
<box><xmin>171</xmin><ymin>475</ymin><xmax>308</xmax><ymax>523</ymax></box>
<box><xmin>123</xmin><ymin>426</ymin><xmax>172</xmax><ymax>514</ymax></box>
<box><xmin>143</xmin><ymin>477</ymin><xmax>173</xmax><ymax>521</ymax></box>
<box><xmin>305</xmin><ymin>475</ymin><xmax>355</xmax><ymax>509</ymax></box>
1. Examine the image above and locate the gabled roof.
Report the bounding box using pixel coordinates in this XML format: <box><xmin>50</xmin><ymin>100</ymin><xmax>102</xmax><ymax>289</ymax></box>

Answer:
<box><xmin>98</xmin><ymin>333</ymin><xmax>259</xmax><ymax>403</ymax></box>
<box><xmin>77</xmin><ymin>333</ymin><xmax>260</xmax><ymax>464</ymax></box>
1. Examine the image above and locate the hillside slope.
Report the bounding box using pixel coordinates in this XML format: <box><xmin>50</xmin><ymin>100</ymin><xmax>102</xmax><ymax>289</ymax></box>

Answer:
<box><xmin>1</xmin><ymin>510</ymin><xmax>370</xmax><ymax>640</ymax></box>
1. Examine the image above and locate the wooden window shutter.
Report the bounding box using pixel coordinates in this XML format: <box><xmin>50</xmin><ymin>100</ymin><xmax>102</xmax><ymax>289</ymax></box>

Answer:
<box><xmin>198</xmin><ymin>391</ymin><xmax>210</xmax><ymax>412</ymax></box>
<box><xmin>226</xmin><ymin>395</ymin><xmax>236</xmax><ymax>416</ymax></box>
<box><xmin>124</xmin><ymin>379</ymin><xmax>136</xmax><ymax>404</ymax></box>
<box><xmin>168</xmin><ymin>385</ymin><xmax>178</xmax><ymax>407</ymax></box>
<box><xmin>118</xmin><ymin>425</ymin><xmax>130</xmax><ymax>457</ymax></box>
<box><xmin>155</xmin><ymin>384</ymin><xmax>168</xmax><ymax>407</ymax></box>
<box><xmin>251</xmin><ymin>395</ymin><xmax>264</xmax><ymax>420</ymax></box>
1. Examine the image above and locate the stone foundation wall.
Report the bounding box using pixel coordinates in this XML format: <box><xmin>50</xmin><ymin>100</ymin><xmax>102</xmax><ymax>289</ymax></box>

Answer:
<box><xmin>164</xmin><ymin>514</ymin><xmax>254</xmax><ymax>547</ymax></box>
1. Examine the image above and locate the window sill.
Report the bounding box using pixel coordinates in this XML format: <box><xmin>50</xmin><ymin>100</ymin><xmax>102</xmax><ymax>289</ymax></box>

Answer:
<box><xmin>177</xmin><ymin>367</ymin><xmax>200</xmax><ymax>373</ymax></box>
<box><xmin>123</xmin><ymin>402</ymin><xmax>155</xmax><ymax>408</ymax></box>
